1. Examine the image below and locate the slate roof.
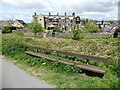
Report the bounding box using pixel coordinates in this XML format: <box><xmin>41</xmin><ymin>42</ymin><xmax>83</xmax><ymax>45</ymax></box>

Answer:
<box><xmin>0</xmin><ymin>20</ymin><xmax>14</xmax><ymax>26</ymax></box>
<box><xmin>103</xmin><ymin>24</ymin><xmax>119</xmax><ymax>33</ymax></box>
<box><xmin>16</xmin><ymin>20</ymin><xmax>27</xmax><ymax>26</ymax></box>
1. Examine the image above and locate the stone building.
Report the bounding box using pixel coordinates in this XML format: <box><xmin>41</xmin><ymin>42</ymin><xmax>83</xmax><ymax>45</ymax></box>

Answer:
<box><xmin>0</xmin><ymin>20</ymin><xmax>27</xmax><ymax>28</ymax></box>
<box><xmin>32</xmin><ymin>12</ymin><xmax>81</xmax><ymax>31</ymax></box>
<box><xmin>12</xmin><ymin>19</ymin><xmax>27</xmax><ymax>28</ymax></box>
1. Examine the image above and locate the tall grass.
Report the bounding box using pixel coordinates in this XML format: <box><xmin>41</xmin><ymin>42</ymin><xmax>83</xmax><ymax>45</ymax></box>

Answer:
<box><xmin>2</xmin><ymin>33</ymin><xmax>119</xmax><ymax>88</ymax></box>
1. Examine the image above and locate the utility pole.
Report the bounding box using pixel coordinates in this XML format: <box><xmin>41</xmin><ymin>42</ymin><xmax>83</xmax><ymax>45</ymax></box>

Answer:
<box><xmin>65</xmin><ymin>12</ymin><xmax>66</xmax><ymax>31</ymax></box>
<box><xmin>72</xmin><ymin>12</ymin><xmax>75</xmax><ymax>30</ymax></box>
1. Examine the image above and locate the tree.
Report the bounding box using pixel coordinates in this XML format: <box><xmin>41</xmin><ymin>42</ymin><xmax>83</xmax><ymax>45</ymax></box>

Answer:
<box><xmin>28</xmin><ymin>21</ymin><xmax>44</xmax><ymax>35</ymax></box>
<box><xmin>83</xmin><ymin>21</ymin><xmax>99</xmax><ymax>33</ymax></box>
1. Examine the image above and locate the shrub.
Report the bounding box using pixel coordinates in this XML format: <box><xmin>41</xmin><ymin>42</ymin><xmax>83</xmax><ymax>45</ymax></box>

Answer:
<box><xmin>2</xmin><ymin>26</ymin><xmax>16</xmax><ymax>33</ymax></box>
<box><xmin>83</xmin><ymin>21</ymin><xmax>99</xmax><ymax>33</ymax></box>
<box><xmin>2</xmin><ymin>37</ymin><xmax>27</xmax><ymax>56</ymax></box>
<box><xmin>53</xmin><ymin>27</ymin><xmax>61</xmax><ymax>32</ymax></box>
<box><xmin>72</xmin><ymin>29</ymin><xmax>83</xmax><ymax>40</ymax></box>
<box><xmin>113</xmin><ymin>27</ymin><xmax>120</xmax><ymax>38</ymax></box>
<box><xmin>2</xmin><ymin>26</ymin><xmax>12</xmax><ymax>33</ymax></box>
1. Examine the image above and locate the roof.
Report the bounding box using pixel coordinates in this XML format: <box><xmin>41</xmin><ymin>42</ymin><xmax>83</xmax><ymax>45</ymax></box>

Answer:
<box><xmin>44</xmin><ymin>14</ymin><xmax>73</xmax><ymax>16</ymax></box>
<box><xmin>103</xmin><ymin>24</ymin><xmax>119</xmax><ymax>33</ymax></box>
<box><xmin>96</xmin><ymin>21</ymin><xmax>103</xmax><ymax>25</ymax></box>
<box><xmin>16</xmin><ymin>20</ymin><xmax>27</xmax><ymax>26</ymax></box>
<box><xmin>0</xmin><ymin>20</ymin><xmax>14</xmax><ymax>26</ymax></box>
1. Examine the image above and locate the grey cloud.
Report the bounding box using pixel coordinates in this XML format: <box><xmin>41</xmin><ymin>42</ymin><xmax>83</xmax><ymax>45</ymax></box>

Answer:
<box><xmin>71</xmin><ymin>2</ymin><xmax>116</xmax><ymax>13</ymax></box>
<box><xmin>0</xmin><ymin>0</ymin><xmax>118</xmax><ymax>21</ymax></box>
<box><xmin>49</xmin><ymin>1</ymin><xmax>117</xmax><ymax>16</ymax></box>
<box><xmin>0</xmin><ymin>0</ymin><xmax>48</xmax><ymax>10</ymax></box>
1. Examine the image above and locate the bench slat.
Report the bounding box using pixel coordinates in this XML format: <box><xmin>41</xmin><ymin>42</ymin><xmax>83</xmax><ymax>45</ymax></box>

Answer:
<box><xmin>28</xmin><ymin>46</ymin><xmax>108</xmax><ymax>62</ymax></box>
<box><xmin>25</xmin><ymin>51</ymin><xmax>106</xmax><ymax>74</ymax></box>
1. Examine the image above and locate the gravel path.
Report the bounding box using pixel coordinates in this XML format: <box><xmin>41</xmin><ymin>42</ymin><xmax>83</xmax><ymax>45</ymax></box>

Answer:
<box><xmin>1</xmin><ymin>55</ymin><xmax>55</xmax><ymax>88</ymax></box>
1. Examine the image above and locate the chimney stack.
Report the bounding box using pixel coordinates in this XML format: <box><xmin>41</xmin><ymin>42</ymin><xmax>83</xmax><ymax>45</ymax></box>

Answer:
<box><xmin>72</xmin><ymin>12</ymin><xmax>75</xmax><ymax>17</ymax></box>
<box><xmin>49</xmin><ymin>12</ymin><xmax>51</xmax><ymax>16</ymax></box>
<box><xmin>102</xmin><ymin>20</ymin><xmax>104</xmax><ymax>25</ymax></box>
<box><xmin>57</xmin><ymin>13</ymin><xmax>59</xmax><ymax>16</ymax></box>
<box><xmin>34</xmin><ymin>12</ymin><xmax>37</xmax><ymax>16</ymax></box>
<box><xmin>65</xmin><ymin>12</ymin><xmax>66</xmax><ymax>16</ymax></box>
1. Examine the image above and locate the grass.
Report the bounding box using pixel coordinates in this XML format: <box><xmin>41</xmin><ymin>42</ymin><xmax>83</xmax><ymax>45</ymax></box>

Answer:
<box><xmin>4</xmin><ymin>54</ymin><xmax>119</xmax><ymax>88</ymax></box>
<box><xmin>2</xmin><ymin>33</ymin><xmax>119</xmax><ymax>88</ymax></box>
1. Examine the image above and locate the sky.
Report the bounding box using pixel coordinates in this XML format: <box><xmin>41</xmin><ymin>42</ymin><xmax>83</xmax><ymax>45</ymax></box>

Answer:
<box><xmin>0</xmin><ymin>0</ymin><xmax>119</xmax><ymax>23</ymax></box>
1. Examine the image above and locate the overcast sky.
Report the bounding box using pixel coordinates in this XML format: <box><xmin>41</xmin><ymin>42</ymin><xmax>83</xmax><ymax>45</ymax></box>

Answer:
<box><xmin>0</xmin><ymin>0</ymin><xmax>119</xmax><ymax>23</ymax></box>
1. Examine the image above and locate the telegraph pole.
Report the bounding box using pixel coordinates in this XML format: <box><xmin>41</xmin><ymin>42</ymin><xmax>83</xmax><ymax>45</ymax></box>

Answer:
<box><xmin>65</xmin><ymin>12</ymin><xmax>66</xmax><ymax>31</ymax></box>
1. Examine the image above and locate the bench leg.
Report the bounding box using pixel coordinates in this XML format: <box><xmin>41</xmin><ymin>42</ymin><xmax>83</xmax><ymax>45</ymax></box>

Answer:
<box><xmin>37</xmin><ymin>49</ymin><xmax>39</xmax><ymax>52</ymax></box>
<box><xmin>86</xmin><ymin>59</ymin><xmax>89</xmax><ymax>65</ymax></box>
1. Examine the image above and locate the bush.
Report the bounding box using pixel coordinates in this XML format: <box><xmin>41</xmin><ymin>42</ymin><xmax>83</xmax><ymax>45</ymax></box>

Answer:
<box><xmin>83</xmin><ymin>21</ymin><xmax>99</xmax><ymax>33</ymax></box>
<box><xmin>72</xmin><ymin>29</ymin><xmax>83</xmax><ymax>40</ymax></box>
<box><xmin>2</xmin><ymin>37</ymin><xmax>27</xmax><ymax>56</ymax></box>
<box><xmin>53</xmin><ymin>27</ymin><xmax>61</xmax><ymax>32</ymax></box>
<box><xmin>2</xmin><ymin>26</ymin><xmax>16</xmax><ymax>33</ymax></box>
<box><xmin>113</xmin><ymin>27</ymin><xmax>120</xmax><ymax>38</ymax></box>
<box><xmin>2</xmin><ymin>26</ymin><xmax>12</xmax><ymax>33</ymax></box>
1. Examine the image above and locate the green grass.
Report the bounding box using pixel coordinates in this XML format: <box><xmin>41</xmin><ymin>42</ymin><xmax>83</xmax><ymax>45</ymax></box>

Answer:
<box><xmin>4</xmin><ymin>54</ymin><xmax>119</xmax><ymax>88</ymax></box>
<box><xmin>2</xmin><ymin>33</ymin><xmax>119</xmax><ymax>88</ymax></box>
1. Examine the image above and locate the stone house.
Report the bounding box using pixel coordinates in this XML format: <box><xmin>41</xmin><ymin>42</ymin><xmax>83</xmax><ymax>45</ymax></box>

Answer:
<box><xmin>32</xmin><ymin>12</ymin><xmax>81</xmax><ymax>31</ymax></box>
<box><xmin>12</xmin><ymin>20</ymin><xmax>27</xmax><ymax>28</ymax></box>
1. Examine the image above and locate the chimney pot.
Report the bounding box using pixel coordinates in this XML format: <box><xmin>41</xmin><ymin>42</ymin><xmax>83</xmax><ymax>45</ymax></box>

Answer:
<box><xmin>49</xmin><ymin>12</ymin><xmax>51</xmax><ymax>16</ymax></box>
<box><xmin>34</xmin><ymin>12</ymin><xmax>37</xmax><ymax>16</ymax></box>
<box><xmin>65</xmin><ymin>12</ymin><xmax>66</xmax><ymax>16</ymax></box>
<box><xmin>72</xmin><ymin>12</ymin><xmax>75</xmax><ymax>16</ymax></box>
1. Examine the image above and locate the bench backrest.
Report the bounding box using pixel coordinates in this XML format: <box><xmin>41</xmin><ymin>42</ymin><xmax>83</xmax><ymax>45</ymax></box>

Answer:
<box><xmin>28</xmin><ymin>46</ymin><xmax>108</xmax><ymax>62</ymax></box>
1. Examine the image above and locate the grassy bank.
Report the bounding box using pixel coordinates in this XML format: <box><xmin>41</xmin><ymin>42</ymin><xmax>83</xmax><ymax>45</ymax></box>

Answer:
<box><xmin>2</xmin><ymin>33</ymin><xmax>119</xmax><ymax>88</ymax></box>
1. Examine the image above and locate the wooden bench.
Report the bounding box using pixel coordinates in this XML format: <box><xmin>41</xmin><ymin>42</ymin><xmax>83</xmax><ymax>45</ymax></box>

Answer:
<box><xmin>25</xmin><ymin>46</ymin><xmax>108</xmax><ymax>75</ymax></box>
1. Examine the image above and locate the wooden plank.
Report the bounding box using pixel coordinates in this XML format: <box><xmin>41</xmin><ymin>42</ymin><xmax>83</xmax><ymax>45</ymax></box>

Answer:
<box><xmin>75</xmin><ymin>63</ymin><xmax>106</xmax><ymax>74</ymax></box>
<box><xmin>28</xmin><ymin>46</ymin><xmax>108</xmax><ymax>62</ymax></box>
<box><xmin>25</xmin><ymin>51</ymin><xmax>106</xmax><ymax>74</ymax></box>
<box><xmin>25</xmin><ymin>51</ymin><xmax>56</xmax><ymax>61</ymax></box>
<box><xmin>54</xmin><ymin>50</ymin><xmax>107</xmax><ymax>62</ymax></box>
<box><xmin>58</xmin><ymin>59</ymin><xmax>75</xmax><ymax>65</ymax></box>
